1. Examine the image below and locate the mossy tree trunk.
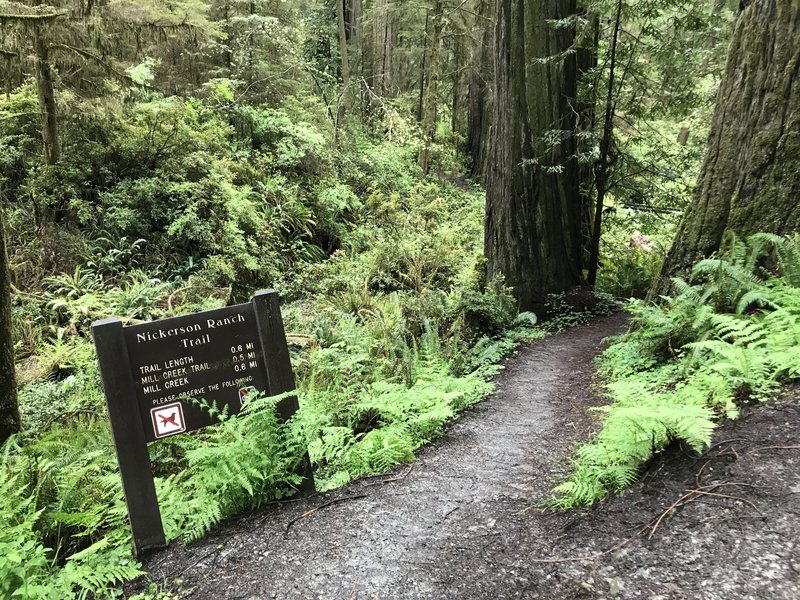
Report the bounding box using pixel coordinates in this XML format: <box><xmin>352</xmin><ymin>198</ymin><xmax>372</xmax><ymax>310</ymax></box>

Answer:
<box><xmin>334</xmin><ymin>0</ymin><xmax>352</xmax><ymax>145</ymax></box>
<box><xmin>0</xmin><ymin>210</ymin><xmax>19</xmax><ymax>445</ymax></box>
<box><xmin>484</xmin><ymin>0</ymin><xmax>583</xmax><ymax>311</ymax></box>
<box><xmin>417</xmin><ymin>0</ymin><xmax>444</xmax><ymax>176</ymax></box>
<box><xmin>34</xmin><ymin>26</ymin><xmax>60</xmax><ymax>165</ymax></box>
<box><xmin>652</xmin><ymin>0</ymin><xmax>800</xmax><ymax>295</ymax></box>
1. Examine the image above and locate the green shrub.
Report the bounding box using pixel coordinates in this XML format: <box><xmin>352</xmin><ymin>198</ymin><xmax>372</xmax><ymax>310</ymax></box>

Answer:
<box><xmin>553</xmin><ymin>232</ymin><xmax>800</xmax><ymax>508</ymax></box>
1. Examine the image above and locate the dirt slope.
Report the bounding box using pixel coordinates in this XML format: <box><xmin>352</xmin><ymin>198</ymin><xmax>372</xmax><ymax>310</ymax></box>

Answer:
<box><xmin>134</xmin><ymin>313</ymin><xmax>800</xmax><ymax>599</ymax></box>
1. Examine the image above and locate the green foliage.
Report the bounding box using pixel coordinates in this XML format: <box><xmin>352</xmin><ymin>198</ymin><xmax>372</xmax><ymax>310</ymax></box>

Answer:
<box><xmin>0</xmin><ymin>429</ymin><xmax>144</xmax><ymax>599</ymax></box>
<box><xmin>542</xmin><ymin>290</ymin><xmax>622</xmax><ymax>333</ymax></box>
<box><xmin>305</xmin><ymin>357</ymin><xmax>491</xmax><ymax>491</ymax></box>
<box><xmin>597</xmin><ymin>230</ymin><xmax>666</xmax><ymax>298</ymax></box>
<box><xmin>554</xmin><ymin>232</ymin><xmax>800</xmax><ymax>508</ymax></box>
<box><xmin>2</xmin><ymin>86</ymin><xmax>557</xmax><ymax>597</ymax></box>
<box><xmin>157</xmin><ymin>393</ymin><xmax>308</xmax><ymax>542</ymax></box>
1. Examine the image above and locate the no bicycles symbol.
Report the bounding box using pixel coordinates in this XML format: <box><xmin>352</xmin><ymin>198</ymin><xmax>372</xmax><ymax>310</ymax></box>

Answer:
<box><xmin>239</xmin><ymin>386</ymin><xmax>256</xmax><ymax>408</ymax></box>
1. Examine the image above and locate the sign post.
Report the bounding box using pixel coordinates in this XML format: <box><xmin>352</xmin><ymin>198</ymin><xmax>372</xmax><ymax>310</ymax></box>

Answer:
<box><xmin>93</xmin><ymin>318</ymin><xmax>166</xmax><ymax>554</ymax></box>
<box><xmin>93</xmin><ymin>289</ymin><xmax>313</xmax><ymax>556</ymax></box>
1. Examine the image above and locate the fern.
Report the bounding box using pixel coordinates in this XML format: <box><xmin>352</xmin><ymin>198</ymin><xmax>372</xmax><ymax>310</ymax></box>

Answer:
<box><xmin>555</xmin><ymin>231</ymin><xmax>800</xmax><ymax>508</ymax></box>
<box><xmin>0</xmin><ymin>434</ymin><xmax>143</xmax><ymax>599</ymax></box>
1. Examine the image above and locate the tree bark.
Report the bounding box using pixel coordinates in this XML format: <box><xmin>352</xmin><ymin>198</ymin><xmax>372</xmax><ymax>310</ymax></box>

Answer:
<box><xmin>417</xmin><ymin>0</ymin><xmax>444</xmax><ymax>176</ymax></box>
<box><xmin>334</xmin><ymin>0</ymin><xmax>352</xmax><ymax>144</ymax></box>
<box><xmin>0</xmin><ymin>209</ymin><xmax>19</xmax><ymax>445</ymax></box>
<box><xmin>370</xmin><ymin>0</ymin><xmax>393</xmax><ymax>97</ymax></box>
<box><xmin>34</xmin><ymin>27</ymin><xmax>60</xmax><ymax>165</ymax></box>
<box><xmin>466</xmin><ymin>0</ymin><xmax>493</xmax><ymax>179</ymax></box>
<box><xmin>576</xmin><ymin>12</ymin><xmax>599</xmax><ymax>268</ymax></box>
<box><xmin>484</xmin><ymin>0</ymin><xmax>583</xmax><ymax>310</ymax></box>
<box><xmin>652</xmin><ymin>0</ymin><xmax>800</xmax><ymax>295</ymax></box>
<box><xmin>587</xmin><ymin>0</ymin><xmax>622</xmax><ymax>286</ymax></box>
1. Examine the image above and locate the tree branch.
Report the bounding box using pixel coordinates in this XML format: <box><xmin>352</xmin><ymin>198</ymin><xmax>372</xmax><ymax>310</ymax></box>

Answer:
<box><xmin>49</xmin><ymin>43</ymin><xmax>148</xmax><ymax>89</ymax></box>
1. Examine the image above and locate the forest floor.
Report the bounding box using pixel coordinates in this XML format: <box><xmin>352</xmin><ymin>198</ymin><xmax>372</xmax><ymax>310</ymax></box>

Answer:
<box><xmin>130</xmin><ymin>313</ymin><xmax>800</xmax><ymax>599</ymax></box>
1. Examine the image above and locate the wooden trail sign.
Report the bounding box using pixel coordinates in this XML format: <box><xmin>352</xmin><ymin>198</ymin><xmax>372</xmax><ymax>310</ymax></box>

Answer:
<box><xmin>92</xmin><ymin>290</ymin><xmax>314</xmax><ymax>556</ymax></box>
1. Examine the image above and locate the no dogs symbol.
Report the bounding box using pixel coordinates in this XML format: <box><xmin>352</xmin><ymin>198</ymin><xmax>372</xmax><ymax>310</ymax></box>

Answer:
<box><xmin>151</xmin><ymin>403</ymin><xmax>186</xmax><ymax>438</ymax></box>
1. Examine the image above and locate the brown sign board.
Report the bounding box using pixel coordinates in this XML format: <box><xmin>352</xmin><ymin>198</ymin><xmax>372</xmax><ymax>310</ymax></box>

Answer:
<box><xmin>125</xmin><ymin>303</ymin><xmax>267</xmax><ymax>442</ymax></box>
<box><xmin>92</xmin><ymin>290</ymin><xmax>313</xmax><ymax>556</ymax></box>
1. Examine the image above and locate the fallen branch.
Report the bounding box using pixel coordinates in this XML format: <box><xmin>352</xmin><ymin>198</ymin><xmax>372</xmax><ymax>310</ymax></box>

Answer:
<box><xmin>284</xmin><ymin>495</ymin><xmax>368</xmax><ymax>537</ymax></box>
<box><xmin>363</xmin><ymin>464</ymin><xmax>414</xmax><ymax>487</ymax></box>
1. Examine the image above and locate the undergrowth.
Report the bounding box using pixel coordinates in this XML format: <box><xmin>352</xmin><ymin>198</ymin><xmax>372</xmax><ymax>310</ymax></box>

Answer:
<box><xmin>552</xmin><ymin>232</ymin><xmax>800</xmax><ymax>508</ymax></box>
<box><xmin>1</xmin><ymin>88</ymin><xmax>574</xmax><ymax>598</ymax></box>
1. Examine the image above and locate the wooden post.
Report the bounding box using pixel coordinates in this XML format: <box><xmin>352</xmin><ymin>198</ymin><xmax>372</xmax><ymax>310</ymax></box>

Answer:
<box><xmin>251</xmin><ymin>290</ymin><xmax>315</xmax><ymax>491</ymax></box>
<box><xmin>92</xmin><ymin>318</ymin><xmax>166</xmax><ymax>556</ymax></box>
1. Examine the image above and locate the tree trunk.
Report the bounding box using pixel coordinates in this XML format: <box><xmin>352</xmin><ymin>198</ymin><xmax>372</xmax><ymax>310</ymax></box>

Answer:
<box><xmin>484</xmin><ymin>0</ymin><xmax>583</xmax><ymax>311</ymax></box>
<box><xmin>371</xmin><ymin>0</ymin><xmax>393</xmax><ymax>97</ymax></box>
<box><xmin>418</xmin><ymin>0</ymin><xmax>444</xmax><ymax>176</ymax></box>
<box><xmin>0</xmin><ymin>209</ymin><xmax>19</xmax><ymax>445</ymax></box>
<box><xmin>466</xmin><ymin>0</ymin><xmax>493</xmax><ymax>179</ymax></box>
<box><xmin>34</xmin><ymin>28</ymin><xmax>59</xmax><ymax>165</ymax></box>
<box><xmin>334</xmin><ymin>0</ymin><xmax>352</xmax><ymax>144</ymax></box>
<box><xmin>576</xmin><ymin>12</ymin><xmax>599</xmax><ymax>269</ymax></box>
<box><xmin>652</xmin><ymin>0</ymin><xmax>800</xmax><ymax>295</ymax></box>
<box><xmin>451</xmin><ymin>34</ymin><xmax>461</xmax><ymax>136</ymax></box>
<box><xmin>587</xmin><ymin>0</ymin><xmax>622</xmax><ymax>286</ymax></box>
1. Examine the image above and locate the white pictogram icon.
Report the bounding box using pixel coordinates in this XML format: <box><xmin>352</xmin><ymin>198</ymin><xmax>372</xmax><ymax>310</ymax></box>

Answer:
<box><xmin>151</xmin><ymin>403</ymin><xmax>186</xmax><ymax>438</ymax></box>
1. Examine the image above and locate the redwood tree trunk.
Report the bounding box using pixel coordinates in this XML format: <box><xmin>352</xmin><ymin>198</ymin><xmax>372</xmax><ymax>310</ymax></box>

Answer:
<box><xmin>0</xmin><ymin>210</ymin><xmax>19</xmax><ymax>444</ymax></box>
<box><xmin>484</xmin><ymin>0</ymin><xmax>583</xmax><ymax>310</ymax></box>
<box><xmin>653</xmin><ymin>0</ymin><xmax>800</xmax><ymax>294</ymax></box>
<box><xmin>370</xmin><ymin>0</ymin><xmax>393</xmax><ymax>97</ymax></box>
<box><xmin>466</xmin><ymin>0</ymin><xmax>493</xmax><ymax>179</ymax></box>
<box><xmin>34</xmin><ymin>28</ymin><xmax>60</xmax><ymax>165</ymax></box>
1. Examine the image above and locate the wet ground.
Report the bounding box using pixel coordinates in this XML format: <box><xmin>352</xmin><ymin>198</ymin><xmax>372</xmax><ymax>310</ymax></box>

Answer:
<box><xmin>132</xmin><ymin>314</ymin><xmax>800</xmax><ymax>599</ymax></box>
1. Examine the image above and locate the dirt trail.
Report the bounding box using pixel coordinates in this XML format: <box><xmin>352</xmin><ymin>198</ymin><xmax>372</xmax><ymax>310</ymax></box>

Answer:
<box><xmin>136</xmin><ymin>314</ymin><xmax>800</xmax><ymax>599</ymax></box>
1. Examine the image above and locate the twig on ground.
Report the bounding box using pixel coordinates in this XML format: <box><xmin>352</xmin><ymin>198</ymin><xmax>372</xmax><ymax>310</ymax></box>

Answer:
<box><xmin>691</xmin><ymin>438</ymin><xmax>752</xmax><ymax>459</ymax></box>
<box><xmin>363</xmin><ymin>464</ymin><xmax>414</xmax><ymax>487</ymax></box>
<box><xmin>284</xmin><ymin>495</ymin><xmax>368</xmax><ymax>537</ymax></box>
<box><xmin>687</xmin><ymin>489</ymin><xmax>760</xmax><ymax>512</ymax></box>
<box><xmin>347</xmin><ymin>577</ymin><xmax>359</xmax><ymax>600</ymax></box>
<box><xmin>745</xmin><ymin>445</ymin><xmax>800</xmax><ymax>454</ymax></box>
<box><xmin>649</xmin><ymin>482</ymin><xmax>761</xmax><ymax>539</ymax></box>
<box><xmin>167</xmin><ymin>547</ymin><xmax>219</xmax><ymax>578</ymax></box>
<box><xmin>533</xmin><ymin>480</ymin><xmax>763</xmax><ymax>564</ymax></box>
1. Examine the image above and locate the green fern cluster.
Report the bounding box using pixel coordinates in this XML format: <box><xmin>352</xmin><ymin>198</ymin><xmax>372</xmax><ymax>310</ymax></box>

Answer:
<box><xmin>554</xmin><ymin>232</ymin><xmax>800</xmax><ymax>508</ymax></box>
<box><xmin>157</xmin><ymin>393</ymin><xmax>307</xmax><ymax>542</ymax></box>
<box><xmin>0</xmin><ymin>429</ymin><xmax>143</xmax><ymax>599</ymax></box>
<box><xmin>304</xmin><ymin>356</ymin><xmax>491</xmax><ymax>491</ymax></box>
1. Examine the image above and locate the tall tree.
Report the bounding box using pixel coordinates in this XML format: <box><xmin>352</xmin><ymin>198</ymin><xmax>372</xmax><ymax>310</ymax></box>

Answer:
<box><xmin>0</xmin><ymin>6</ymin><xmax>66</xmax><ymax>164</ymax></box>
<box><xmin>652</xmin><ymin>0</ymin><xmax>800</xmax><ymax>294</ymax></box>
<box><xmin>484</xmin><ymin>0</ymin><xmax>583</xmax><ymax>310</ymax></box>
<box><xmin>0</xmin><ymin>209</ymin><xmax>19</xmax><ymax>445</ymax></box>
<box><xmin>417</xmin><ymin>0</ymin><xmax>444</xmax><ymax>175</ymax></box>
<box><xmin>466</xmin><ymin>0</ymin><xmax>493</xmax><ymax>178</ymax></box>
<box><xmin>586</xmin><ymin>0</ymin><xmax>621</xmax><ymax>286</ymax></box>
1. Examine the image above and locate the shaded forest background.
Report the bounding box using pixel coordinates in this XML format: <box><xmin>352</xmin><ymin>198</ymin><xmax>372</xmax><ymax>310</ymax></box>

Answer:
<box><xmin>3</xmin><ymin>0</ymin><xmax>800</xmax><ymax>597</ymax></box>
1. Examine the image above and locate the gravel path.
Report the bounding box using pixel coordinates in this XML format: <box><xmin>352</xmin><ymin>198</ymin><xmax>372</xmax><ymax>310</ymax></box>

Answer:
<box><xmin>134</xmin><ymin>313</ymin><xmax>800</xmax><ymax>599</ymax></box>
